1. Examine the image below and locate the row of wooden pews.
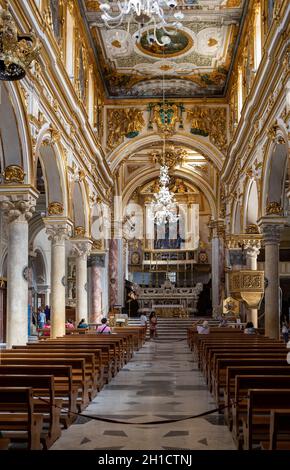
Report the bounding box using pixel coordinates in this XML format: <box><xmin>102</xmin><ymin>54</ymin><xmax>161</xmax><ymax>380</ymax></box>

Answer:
<box><xmin>0</xmin><ymin>326</ymin><xmax>146</xmax><ymax>450</ymax></box>
<box><xmin>188</xmin><ymin>326</ymin><xmax>290</xmax><ymax>450</ymax></box>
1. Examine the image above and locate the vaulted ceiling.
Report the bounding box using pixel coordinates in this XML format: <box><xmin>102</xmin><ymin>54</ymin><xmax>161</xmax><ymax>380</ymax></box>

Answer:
<box><xmin>80</xmin><ymin>0</ymin><xmax>247</xmax><ymax>99</ymax></box>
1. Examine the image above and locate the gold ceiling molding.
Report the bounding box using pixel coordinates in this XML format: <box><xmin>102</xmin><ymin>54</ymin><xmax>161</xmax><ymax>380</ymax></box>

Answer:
<box><xmin>85</xmin><ymin>1</ymin><xmax>100</xmax><ymax>11</ymax></box>
<box><xmin>107</xmin><ymin>108</ymin><xmax>145</xmax><ymax>150</ymax></box>
<box><xmin>3</xmin><ymin>165</ymin><xmax>25</xmax><ymax>184</ymax></box>
<box><xmin>187</xmin><ymin>107</ymin><xmax>227</xmax><ymax>154</ymax></box>
<box><xmin>48</xmin><ymin>201</ymin><xmax>64</xmax><ymax>216</ymax></box>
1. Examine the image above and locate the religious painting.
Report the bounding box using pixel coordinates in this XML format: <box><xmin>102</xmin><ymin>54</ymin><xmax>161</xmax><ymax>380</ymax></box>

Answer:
<box><xmin>138</xmin><ymin>29</ymin><xmax>192</xmax><ymax>58</ymax></box>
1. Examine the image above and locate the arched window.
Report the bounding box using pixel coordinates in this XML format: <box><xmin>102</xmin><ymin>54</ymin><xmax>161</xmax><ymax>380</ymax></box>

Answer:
<box><xmin>254</xmin><ymin>3</ymin><xmax>262</xmax><ymax>71</ymax></box>
<box><xmin>237</xmin><ymin>67</ymin><xmax>243</xmax><ymax>119</ymax></box>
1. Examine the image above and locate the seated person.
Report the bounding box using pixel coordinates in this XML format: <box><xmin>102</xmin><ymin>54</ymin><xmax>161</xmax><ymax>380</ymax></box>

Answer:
<box><xmin>244</xmin><ymin>321</ymin><xmax>256</xmax><ymax>334</ymax></box>
<box><xmin>218</xmin><ymin>315</ymin><xmax>228</xmax><ymax>327</ymax></box>
<box><xmin>43</xmin><ymin>319</ymin><xmax>51</xmax><ymax>336</ymax></box>
<box><xmin>96</xmin><ymin>317</ymin><xmax>111</xmax><ymax>334</ymax></box>
<box><xmin>77</xmin><ymin>318</ymin><xmax>88</xmax><ymax>328</ymax></box>
<box><xmin>65</xmin><ymin>319</ymin><xmax>75</xmax><ymax>329</ymax></box>
<box><xmin>197</xmin><ymin>320</ymin><xmax>210</xmax><ymax>334</ymax></box>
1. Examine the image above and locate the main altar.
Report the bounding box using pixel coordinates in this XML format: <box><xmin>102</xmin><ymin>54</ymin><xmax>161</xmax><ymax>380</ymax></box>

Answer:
<box><xmin>138</xmin><ymin>279</ymin><xmax>203</xmax><ymax>316</ymax></box>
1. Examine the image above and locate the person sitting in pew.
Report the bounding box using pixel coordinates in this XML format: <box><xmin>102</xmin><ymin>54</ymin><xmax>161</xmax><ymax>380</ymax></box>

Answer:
<box><xmin>65</xmin><ymin>319</ymin><xmax>75</xmax><ymax>329</ymax></box>
<box><xmin>197</xmin><ymin>320</ymin><xmax>210</xmax><ymax>334</ymax></box>
<box><xmin>43</xmin><ymin>320</ymin><xmax>51</xmax><ymax>336</ymax></box>
<box><xmin>244</xmin><ymin>321</ymin><xmax>256</xmax><ymax>334</ymax></box>
<box><xmin>77</xmin><ymin>318</ymin><xmax>88</xmax><ymax>328</ymax></box>
<box><xmin>96</xmin><ymin>317</ymin><xmax>111</xmax><ymax>334</ymax></box>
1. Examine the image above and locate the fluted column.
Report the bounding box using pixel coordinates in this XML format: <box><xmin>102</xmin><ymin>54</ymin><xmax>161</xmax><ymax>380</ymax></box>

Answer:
<box><xmin>244</xmin><ymin>240</ymin><xmax>261</xmax><ymax>327</ymax></box>
<box><xmin>0</xmin><ymin>188</ymin><xmax>38</xmax><ymax>347</ymax></box>
<box><xmin>44</xmin><ymin>219</ymin><xmax>73</xmax><ymax>338</ymax></box>
<box><xmin>208</xmin><ymin>219</ymin><xmax>225</xmax><ymax>317</ymax></box>
<box><xmin>71</xmin><ymin>239</ymin><xmax>92</xmax><ymax>324</ymax></box>
<box><xmin>258</xmin><ymin>216</ymin><xmax>286</xmax><ymax>338</ymax></box>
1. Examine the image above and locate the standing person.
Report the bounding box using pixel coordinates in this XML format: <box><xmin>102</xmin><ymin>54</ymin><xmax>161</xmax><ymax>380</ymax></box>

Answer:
<box><xmin>44</xmin><ymin>305</ymin><xmax>50</xmax><ymax>321</ymax></box>
<box><xmin>244</xmin><ymin>321</ymin><xmax>256</xmax><ymax>334</ymax></box>
<box><xmin>96</xmin><ymin>318</ymin><xmax>111</xmax><ymax>334</ymax></box>
<box><xmin>38</xmin><ymin>307</ymin><xmax>46</xmax><ymax>329</ymax></box>
<box><xmin>149</xmin><ymin>311</ymin><xmax>157</xmax><ymax>339</ymax></box>
<box><xmin>282</xmin><ymin>321</ymin><xmax>289</xmax><ymax>344</ymax></box>
<box><xmin>140</xmin><ymin>312</ymin><xmax>148</xmax><ymax>328</ymax></box>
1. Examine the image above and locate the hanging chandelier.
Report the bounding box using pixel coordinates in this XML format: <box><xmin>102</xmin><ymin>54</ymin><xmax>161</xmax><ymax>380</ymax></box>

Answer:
<box><xmin>99</xmin><ymin>0</ymin><xmax>184</xmax><ymax>46</ymax></box>
<box><xmin>0</xmin><ymin>4</ymin><xmax>40</xmax><ymax>81</ymax></box>
<box><xmin>150</xmin><ymin>164</ymin><xmax>179</xmax><ymax>225</ymax></box>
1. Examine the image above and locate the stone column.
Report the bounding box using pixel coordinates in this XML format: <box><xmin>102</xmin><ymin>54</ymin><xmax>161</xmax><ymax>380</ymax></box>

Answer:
<box><xmin>0</xmin><ymin>188</ymin><xmax>38</xmax><ymax>347</ymax></box>
<box><xmin>208</xmin><ymin>219</ymin><xmax>225</xmax><ymax>317</ymax></box>
<box><xmin>258</xmin><ymin>216</ymin><xmax>286</xmax><ymax>338</ymax></box>
<box><xmin>109</xmin><ymin>238</ymin><xmax>119</xmax><ymax>309</ymax></box>
<box><xmin>244</xmin><ymin>240</ymin><xmax>261</xmax><ymax>327</ymax></box>
<box><xmin>89</xmin><ymin>253</ymin><xmax>105</xmax><ymax>323</ymax></box>
<box><xmin>44</xmin><ymin>219</ymin><xmax>73</xmax><ymax>338</ymax></box>
<box><xmin>71</xmin><ymin>239</ymin><xmax>92</xmax><ymax>324</ymax></box>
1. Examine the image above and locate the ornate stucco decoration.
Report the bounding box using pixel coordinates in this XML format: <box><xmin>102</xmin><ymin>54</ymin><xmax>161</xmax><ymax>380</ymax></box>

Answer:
<box><xmin>48</xmin><ymin>201</ymin><xmax>64</xmax><ymax>216</ymax></box>
<box><xmin>107</xmin><ymin>108</ymin><xmax>145</xmax><ymax>149</ymax></box>
<box><xmin>74</xmin><ymin>226</ymin><xmax>86</xmax><ymax>237</ymax></box>
<box><xmin>150</xmin><ymin>146</ymin><xmax>186</xmax><ymax>169</ymax></box>
<box><xmin>186</xmin><ymin>107</ymin><xmax>227</xmax><ymax>154</ymax></box>
<box><xmin>92</xmin><ymin>239</ymin><xmax>104</xmax><ymax>251</ymax></box>
<box><xmin>149</xmin><ymin>102</ymin><xmax>182</xmax><ymax>136</ymax></box>
<box><xmin>266</xmin><ymin>201</ymin><xmax>283</xmax><ymax>215</ymax></box>
<box><xmin>245</xmin><ymin>224</ymin><xmax>260</xmax><ymax>234</ymax></box>
<box><xmin>3</xmin><ymin>165</ymin><xmax>25</xmax><ymax>184</ymax></box>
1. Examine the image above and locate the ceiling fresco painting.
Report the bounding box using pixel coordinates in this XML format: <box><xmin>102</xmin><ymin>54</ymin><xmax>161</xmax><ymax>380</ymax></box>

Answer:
<box><xmin>81</xmin><ymin>0</ymin><xmax>246</xmax><ymax>98</ymax></box>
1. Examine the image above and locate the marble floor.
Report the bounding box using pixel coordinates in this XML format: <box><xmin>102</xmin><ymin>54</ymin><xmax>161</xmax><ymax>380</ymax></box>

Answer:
<box><xmin>51</xmin><ymin>339</ymin><xmax>236</xmax><ymax>450</ymax></box>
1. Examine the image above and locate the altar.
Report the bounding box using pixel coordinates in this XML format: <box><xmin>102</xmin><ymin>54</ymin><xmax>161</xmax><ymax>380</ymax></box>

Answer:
<box><xmin>138</xmin><ymin>280</ymin><xmax>203</xmax><ymax>315</ymax></box>
<box><xmin>152</xmin><ymin>304</ymin><xmax>188</xmax><ymax>318</ymax></box>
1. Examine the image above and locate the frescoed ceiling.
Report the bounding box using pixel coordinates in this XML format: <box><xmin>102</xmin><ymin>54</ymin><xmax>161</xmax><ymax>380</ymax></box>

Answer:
<box><xmin>80</xmin><ymin>0</ymin><xmax>247</xmax><ymax>98</ymax></box>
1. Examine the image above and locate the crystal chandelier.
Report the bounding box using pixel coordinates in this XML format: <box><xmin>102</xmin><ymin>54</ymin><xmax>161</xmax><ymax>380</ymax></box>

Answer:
<box><xmin>100</xmin><ymin>0</ymin><xmax>184</xmax><ymax>46</ymax></box>
<box><xmin>0</xmin><ymin>4</ymin><xmax>41</xmax><ymax>81</ymax></box>
<box><xmin>150</xmin><ymin>164</ymin><xmax>179</xmax><ymax>225</ymax></box>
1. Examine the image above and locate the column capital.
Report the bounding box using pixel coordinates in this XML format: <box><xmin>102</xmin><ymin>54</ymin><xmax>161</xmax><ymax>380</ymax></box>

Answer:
<box><xmin>225</xmin><ymin>233</ymin><xmax>262</xmax><ymax>250</ymax></box>
<box><xmin>258</xmin><ymin>215</ymin><xmax>287</xmax><ymax>244</ymax></box>
<box><xmin>43</xmin><ymin>217</ymin><xmax>73</xmax><ymax>244</ymax></box>
<box><xmin>0</xmin><ymin>185</ymin><xmax>38</xmax><ymax>223</ymax></box>
<box><xmin>208</xmin><ymin>218</ymin><xmax>225</xmax><ymax>240</ymax></box>
<box><xmin>71</xmin><ymin>238</ymin><xmax>93</xmax><ymax>259</ymax></box>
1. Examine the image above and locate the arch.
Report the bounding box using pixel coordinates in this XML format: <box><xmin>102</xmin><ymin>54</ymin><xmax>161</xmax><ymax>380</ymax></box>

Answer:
<box><xmin>122</xmin><ymin>166</ymin><xmax>217</xmax><ymax>218</ymax></box>
<box><xmin>231</xmin><ymin>199</ymin><xmax>241</xmax><ymax>234</ymax></box>
<box><xmin>31</xmin><ymin>247</ymin><xmax>47</xmax><ymax>288</ymax></box>
<box><xmin>0</xmin><ymin>82</ymin><xmax>32</xmax><ymax>181</ymax></box>
<box><xmin>71</xmin><ymin>181</ymin><xmax>88</xmax><ymax>232</ymax></box>
<box><xmin>35</xmin><ymin>126</ymin><xmax>68</xmax><ymax>215</ymax></box>
<box><xmin>261</xmin><ymin>134</ymin><xmax>289</xmax><ymax>215</ymax></box>
<box><xmin>243</xmin><ymin>179</ymin><xmax>259</xmax><ymax>228</ymax></box>
<box><xmin>108</xmin><ymin>132</ymin><xmax>224</xmax><ymax>172</ymax></box>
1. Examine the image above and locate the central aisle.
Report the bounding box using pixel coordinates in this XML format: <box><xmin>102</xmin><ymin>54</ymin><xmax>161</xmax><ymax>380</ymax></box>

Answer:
<box><xmin>52</xmin><ymin>340</ymin><xmax>235</xmax><ymax>450</ymax></box>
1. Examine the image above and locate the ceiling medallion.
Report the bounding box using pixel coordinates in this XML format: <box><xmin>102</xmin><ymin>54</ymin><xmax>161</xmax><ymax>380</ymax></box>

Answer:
<box><xmin>150</xmin><ymin>146</ymin><xmax>186</xmax><ymax>169</ymax></box>
<box><xmin>0</xmin><ymin>4</ymin><xmax>41</xmax><ymax>81</ymax></box>
<box><xmin>99</xmin><ymin>0</ymin><xmax>184</xmax><ymax>46</ymax></box>
<box><xmin>136</xmin><ymin>27</ymin><xmax>192</xmax><ymax>58</ymax></box>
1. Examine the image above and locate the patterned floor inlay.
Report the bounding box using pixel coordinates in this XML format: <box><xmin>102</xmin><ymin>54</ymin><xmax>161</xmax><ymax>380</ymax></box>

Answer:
<box><xmin>52</xmin><ymin>339</ymin><xmax>236</xmax><ymax>450</ymax></box>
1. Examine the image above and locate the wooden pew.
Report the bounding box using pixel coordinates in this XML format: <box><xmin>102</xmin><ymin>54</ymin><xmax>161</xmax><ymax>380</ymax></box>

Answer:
<box><xmin>0</xmin><ymin>387</ymin><xmax>43</xmax><ymax>450</ymax></box>
<box><xmin>0</xmin><ymin>364</ymin><xmax>77</xmax><ymax>427</ymax></box>
<box><xmin>224</xmin><ymin>365</ymin><xmax>290</xmax><ymax>428</ymax></box>
<box><xmin>0</xmin><ymin>374</ymin><xmax>61</xmax><ymax>449</ymax></box>
<box><xmin>242</xmin><ymin>389</ymin><xmax>290</xmax><ymax>450</ymax></box>
<box><xmin>263</xmin><ymin>409</ymin><xmax>290</xmax><ymax>450</ymax></box>
<box><xmin>0</xmin><ymin>357</ymin><xmax>89</xmax><ymax>411</ymax></box>
<box><xmin>231</xmin><ymin>375</ymin><xmax>290</xmax><ymax>446</ymax></box>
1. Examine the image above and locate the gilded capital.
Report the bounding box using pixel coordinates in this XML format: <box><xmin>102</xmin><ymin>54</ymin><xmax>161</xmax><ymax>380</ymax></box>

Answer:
<box><xmin>74</xmin><ymin>226</ymin><xmax>86</xmax><ymax>238</ymax></box>
<box><xmin>266</xmin><ymin>201</ymin><xmax>283</xmax><ymax>215</ymax></box>
<box><xmin>48</xmin><ymin>202</ymin><xmax>64</xmax><ymax>216</ymax></box>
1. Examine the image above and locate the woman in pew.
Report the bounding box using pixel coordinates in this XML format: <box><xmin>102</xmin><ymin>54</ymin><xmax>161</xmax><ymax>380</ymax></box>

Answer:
<box><xmin>197</xmin><ymin>320</ymin><xmax>210</xmax><ymax>334</ymax></box>
<box><xmin>77</xmin><ymin>318</ymin><xmax>88</xmax><ymax>328</ymax></box>
<box><xmin>244</xmin><ymin>321</ymin><xmax>256</xmax><ymax>335</ymax></box>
